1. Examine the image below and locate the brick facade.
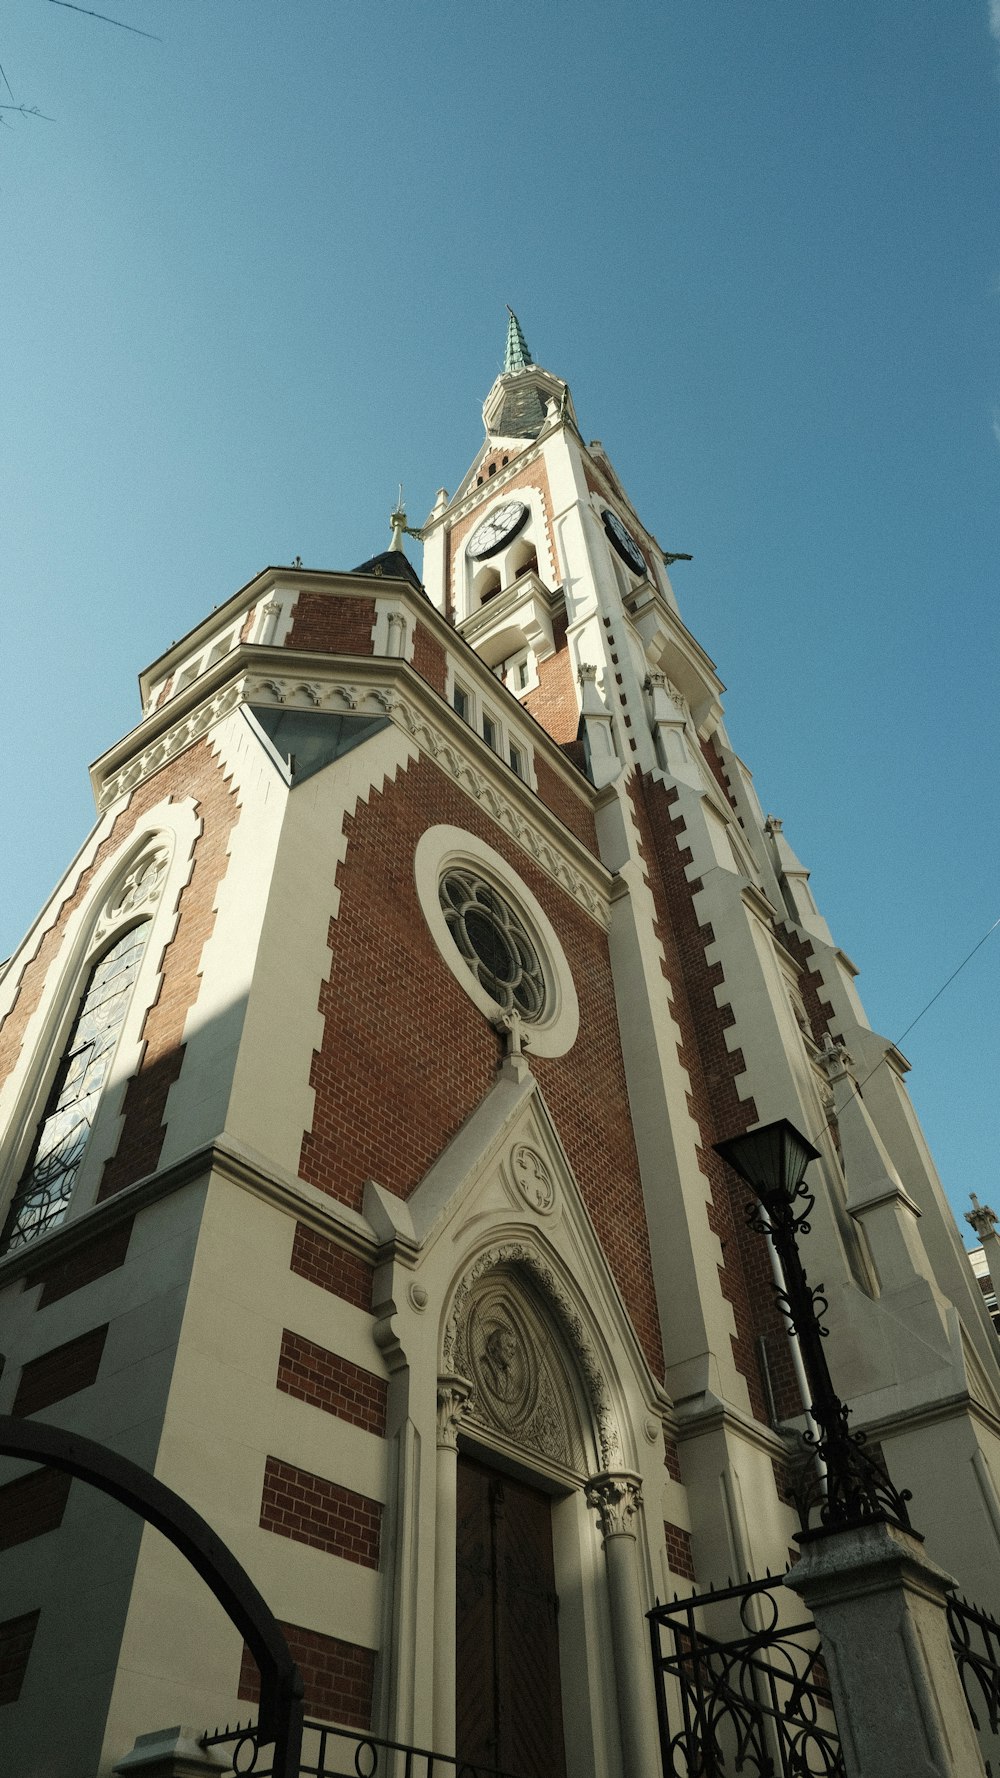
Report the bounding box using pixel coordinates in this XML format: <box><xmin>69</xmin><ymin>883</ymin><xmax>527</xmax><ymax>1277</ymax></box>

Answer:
<box><xmin>284</xmin><ymin>592</ymin><xmax>377</xmax><ymax>654</ymax></box>
<box><xmin>12</xmin><ymin>1325</ymin><xmax>108</xmax><ymax>1417</ymax></box>
<box><xmin>0</xmin><ymin>1469</ymin><xmax>71</xmax><ymax>1550</ymax></box>
<box><xmin>297</xmin><ymin>749</ymin><xmax>664</xmax><ymax>1377</ymax></box>
<box><xmin>0</xmin><ymin>1610</ymin><xmax>40</xmax><ymax>1707</ymax></box>
<box><xmin>630</xmin><ymin>772</ymin><xmax>800</xmax><ymax>1423</ymax></box>
<box><xmin>238</xmin><ymin>1623</ymin><xmax>374</xmax><ymax>1730</ymax></box>
<box><xmin>663</xmin><ymin>1519</ymin><xmax>696</xmax><ymax>1582</ymax></box>
<box><xmin>411</xmin><ymin>622</ymin><xmax>447</xmax><ymax>696</ymax></box>
<box><xmin>521</xmin><ymin>621</ymin><xmax>578</xmax><ymax>746</ymax></box>
<box><xmin>24</xmin><ymin>1220</ymin><xmax>133</xmax><ymax>1309</ymax></box>
<box><xmin>700</xmin><ymin>736</ymin><xmax>739</xmax><ymax>812</ymax></box>
<box><xmin>289</xmin><ymin>1223</ymin><xmax>373</xmax><ymax>1312</ymax></box>
<box><xmin>259</xmin><ymin>1456</ymin><xmax>381</xmax><ymax>1569</ymax></box>
<box><xmin>276</xmin><ymin>1329</ymin><xmax>387</xmax><ymax>1436</ymax></box>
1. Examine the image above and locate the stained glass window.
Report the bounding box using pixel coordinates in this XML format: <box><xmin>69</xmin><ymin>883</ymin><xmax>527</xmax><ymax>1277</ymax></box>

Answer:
<box><xmin>439</xmin><ymin>871</ymin><xmax>547</xmax><ymax>1020</ymax></box>
<box><xmin>0</xmin><ymin>922</ymin><xmax>149</xmax><ymax>1253</ymax></box>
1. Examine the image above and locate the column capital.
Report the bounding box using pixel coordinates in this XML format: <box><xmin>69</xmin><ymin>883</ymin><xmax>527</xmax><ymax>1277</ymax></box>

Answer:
<box><xmin>585</xmin><ymin>1470</ymin><xmax>643</xmax><ymax>1540</ymax></box>
<box><xmin>436</xmin><ymin>1375</ymin><xmax>473</xmax><ymax>1450</ymax></box>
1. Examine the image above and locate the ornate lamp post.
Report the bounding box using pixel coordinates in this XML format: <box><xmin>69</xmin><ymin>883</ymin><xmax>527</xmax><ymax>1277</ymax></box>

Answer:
<box><xmin>715</xmin><ymin>1118</ymin><xmax>913</xmax><ymax>1536</ymax></box>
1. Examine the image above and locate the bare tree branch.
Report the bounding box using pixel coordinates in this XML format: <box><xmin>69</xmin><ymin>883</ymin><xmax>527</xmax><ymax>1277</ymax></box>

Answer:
<box><xmin>0</xmin><ymin>103</ymin><xmax>55</xmax><ymax>122</ymax></box>
<box><xmin>46</xmin><ymin>1</ymin><xmax>161</xmax><ymax>41</ymax></box>
<box><xmin>0</xmin><ymin>59</ymin><xmax>16</xmax><ymax>105</ymax></box>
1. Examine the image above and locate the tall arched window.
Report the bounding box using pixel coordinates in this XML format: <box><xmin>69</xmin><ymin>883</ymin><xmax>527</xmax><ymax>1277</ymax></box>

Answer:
<box><xmin>0</xmin><ymin>921</ymin><xmax>151</xmax><ymax>1253</ymax></box>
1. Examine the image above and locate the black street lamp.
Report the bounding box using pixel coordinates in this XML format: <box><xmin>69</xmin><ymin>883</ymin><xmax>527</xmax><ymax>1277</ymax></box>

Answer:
<box><xmin>715</xmin><ymin>1118</ymin><xmax>914</xmax><ymax>1539</ymax></box>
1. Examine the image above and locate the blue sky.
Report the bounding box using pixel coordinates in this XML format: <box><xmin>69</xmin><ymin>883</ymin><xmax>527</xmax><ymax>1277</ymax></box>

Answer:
<box><xmin>2</xmin><ymin>1</ymin><xmax>997</xmax><ymax>1240</ymax></box>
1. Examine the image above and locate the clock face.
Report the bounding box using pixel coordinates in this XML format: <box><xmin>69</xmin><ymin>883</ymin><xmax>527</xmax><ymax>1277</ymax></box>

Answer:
<box><xmin>602</xmin><ymin>508</ymin><xmax>647</xmax><ymax>576</ymax></box>
<box><xmin>466</xmin><ymin>499</ymin><xmax>529</xmax><ymax>561</ymax></box>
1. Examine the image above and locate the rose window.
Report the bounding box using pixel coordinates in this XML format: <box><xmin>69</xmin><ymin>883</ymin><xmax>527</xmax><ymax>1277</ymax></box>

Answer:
<box><xmin>438</xmin><ymin>870</ymin><xmax>547</xmax><ymax>1019</ymax></box>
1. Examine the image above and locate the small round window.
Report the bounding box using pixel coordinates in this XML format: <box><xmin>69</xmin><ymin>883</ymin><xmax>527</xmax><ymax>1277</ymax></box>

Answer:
<box><xmin>439</xmin><ymin>870</ymin><xmax>547</xmax><ymax>1020</ymax></box>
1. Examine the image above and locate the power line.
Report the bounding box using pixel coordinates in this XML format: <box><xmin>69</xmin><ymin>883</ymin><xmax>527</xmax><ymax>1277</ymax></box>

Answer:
<box><xmin>811</xmin><ymin>912</ymin><xmax>1000</xmax><ymax>1148</ymax></box>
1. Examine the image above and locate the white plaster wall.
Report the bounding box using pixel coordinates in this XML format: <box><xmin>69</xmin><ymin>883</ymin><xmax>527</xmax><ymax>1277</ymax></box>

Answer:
<box><xmin>101</xmin><ymin>1170</ymin><xmax>389</xmax><ymax>1773</ymax></box>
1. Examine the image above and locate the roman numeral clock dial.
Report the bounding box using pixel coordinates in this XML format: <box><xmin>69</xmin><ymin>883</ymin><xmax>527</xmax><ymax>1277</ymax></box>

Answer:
<box><xmin>466</xmin><ymin>499</ymin><xmax>529</xmax><ymax>561</ymax></box>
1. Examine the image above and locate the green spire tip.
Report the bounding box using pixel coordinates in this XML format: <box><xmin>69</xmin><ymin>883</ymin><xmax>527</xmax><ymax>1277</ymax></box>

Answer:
<box><xmin>504</xmin><ymin>306</ymin><xmax>533</xmax><ymax>374</ymax></box>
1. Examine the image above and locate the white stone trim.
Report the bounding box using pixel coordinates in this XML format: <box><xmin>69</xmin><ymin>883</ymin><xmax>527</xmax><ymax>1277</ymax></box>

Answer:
<box><xmin>414</xmin><ymin>824</ymin><xmax>580</xmax><ymax>1058</ymax></box>
<box><xmin>0</xmin><ymin>800</ymin><xmax>201</xmax><ymax>1233</ymax></box>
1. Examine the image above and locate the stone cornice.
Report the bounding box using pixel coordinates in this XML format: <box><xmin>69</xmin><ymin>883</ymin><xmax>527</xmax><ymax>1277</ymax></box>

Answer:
<box><xmin>92</xmin><ymin>653</ymin><xmax>612</xmax><ymax>928</ymax></box>
<box><xmin>854</xmin><ymin>1388</ymin><xmax>1000</xmax><ymax>1446</ymax></box>
<box><xmin>0</xmin><ymin>1134</ymin><xmax>380</xmax><ymax>1297</ymax></box>
<box><xmin>673</xmin><ymin>1394</ymin><xmax>792</xmax><ymax>1463</ymax></box>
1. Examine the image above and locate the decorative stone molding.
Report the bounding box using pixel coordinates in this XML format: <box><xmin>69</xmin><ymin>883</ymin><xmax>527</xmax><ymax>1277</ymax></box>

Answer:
<box><xmin>967</xmin><ymin>1195</ymin><xmax>999</xmax><ymax>1242</ymax></box>
<box><xmin>97</xmin><ymin>684</ymin><xmax>243</xmax><ymax>808</ymax></box>
<box><xmin>494</xmin><ymin>1009</ymin><xmax>531</xmax><ymax>1058</ymax></box>
<box><xmin>442</xmin><ymin>1241</ymin><xmax>622</xmax><ymax>1469</ymax></box>
<box><xmin>96</xmin><ymin>666</ymin><xmax>607</xmax><ymax>926</ymax></box>
<box><xmin>436</xmin><ymin>1375</ymin><xmax>474</xmax><ymax>1450</ymax></box>
<box><xmin>455</xmin><ymin>1278</ymin><xmax>584</xmax><ymax>1469</ymax></box>
<box><xmin>511</xmin><ymin>1144</ymin><xmax>555</xmax><ymax>1214</ymax></box>
<box><xmin>585</xmin><ymin>1471</ymin><xmax>643</xmax><ymax>1540</ymax></box>
<box><xmin>94</xmin><ymin>845</ymin><xmax>170</xmax><ymax>943</ymax></box>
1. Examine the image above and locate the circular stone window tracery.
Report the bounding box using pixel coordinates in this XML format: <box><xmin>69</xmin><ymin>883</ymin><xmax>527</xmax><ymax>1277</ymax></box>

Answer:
<box><xmin>439</xmin><ymin>870</ymin><xmax>547</xmax><ymax>1019</ymax></box>
<box><xmin>414</xmin><ymin>825</ymin><xmax>580</xmax><ymax>1058</ymax></box>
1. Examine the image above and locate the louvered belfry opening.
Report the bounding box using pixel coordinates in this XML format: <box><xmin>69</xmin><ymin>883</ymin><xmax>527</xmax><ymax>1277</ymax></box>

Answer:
<box><xmin>455</xmin><ymin>1454</ymin><xmax>567</xmax><ymax>1778</ymax></box>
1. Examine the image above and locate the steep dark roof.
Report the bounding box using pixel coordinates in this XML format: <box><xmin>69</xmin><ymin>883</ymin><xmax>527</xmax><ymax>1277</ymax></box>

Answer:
<box><xmin>351</xmin><ymin>549</ymin><xmax>425</xmax><ymax>591</ymax></box>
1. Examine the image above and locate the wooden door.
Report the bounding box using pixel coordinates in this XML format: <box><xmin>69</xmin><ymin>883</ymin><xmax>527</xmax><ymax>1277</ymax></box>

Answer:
<box><xmin>455</xmin><ymin>1455</ymin><xmax>567</xmax><ymax>1778</ymax></box>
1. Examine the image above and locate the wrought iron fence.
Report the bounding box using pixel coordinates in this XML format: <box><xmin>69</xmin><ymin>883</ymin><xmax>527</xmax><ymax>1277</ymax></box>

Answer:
<box><xmin>948</xmin><ymin>1592</ymin><xmax>1000</xmax><ymax>1777</ymax></box>
<box><xmin>200</xmin><ymin>1719</ymin><xmax>528</xmax><ymax>1778</ymax></box>
<box><xmin>648</xmin><ymin>1574</ymin><xmax>845</xmax><ymax>1778</ymax></box>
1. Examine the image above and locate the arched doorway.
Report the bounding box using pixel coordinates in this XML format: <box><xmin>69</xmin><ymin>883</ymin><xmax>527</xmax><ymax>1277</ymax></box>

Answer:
<box><xmin>444</xmin><ymin>1254</ymin><xmax>612</xmax><ymax>1778</ymax></box>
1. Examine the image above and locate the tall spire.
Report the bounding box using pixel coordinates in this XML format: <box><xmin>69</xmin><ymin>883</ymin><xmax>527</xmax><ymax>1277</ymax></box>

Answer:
<box><xmin>504</xmin><ymin>307</ymin><xmax>533</xmax><ymax>374</ymax></box>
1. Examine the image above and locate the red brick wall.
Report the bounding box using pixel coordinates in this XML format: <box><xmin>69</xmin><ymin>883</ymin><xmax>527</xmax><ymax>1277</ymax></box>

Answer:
<box><xmin>411</xmin><ymin>622</ymin><xmax>447</xmax><ymax>696</ymax></box>
<box><xmin>99</xmin><ymin>745</ymin><xmax>241</xmax><ymax>1199</ymax></box>
<box><xmin>260</xmin><ymin>1456</ymin><xmax>381</xmax><ymax>1569</ymax></box>
<box><xmin>663</xmin><ymin>1519</ymin><xmax>696</xmax><ymax>1582</ymax></box>
<box><xmin>239</xmin><ymin>604</ymin><xmax>258</xmax><ymax>643</ymax></box>
<box><xmin>664</xmin><ymin>1437</ymin><xmax>682</xmax><ymax>1483</ymax></box>
<box><xmin>12</xmin><ymin>1325</ymin><xmax>107</xmax><ymax>1417</ymax></box>
<box><xmin>0</xmin><ymin>1468</ymin><xmax>71</xmax><ymax>1550</ymax></box>
<box><xmin>531</xmin><ymin>755</ymin><xmax>597</xmax><ymax>854</ymax></box>
<box><xmin>700</xmin><ymin>736</ymin><xmax>738</xmax><ymax>811</ymax></box>
<box><xmin>630</xmin><ymin>773</ymin><xmax>800</xmax><ymax>1423</ymax></box>
<box><xmin>521</xmin><ymin>623</ymin><xmax>578</xmax><ymax>746</ymax></box>
<box><xmin>774</xmin><ymin>923</ymin><xmax>836</xmax><ymax>1051</ymax></box>
<box><xmin>284</xmin><ymin>593</ymin><xmax>376</xmax><ymax>654</ymax></box>
<box><xmin>239</xmin><ymin>1623</ymin><xmax>373</xmax><ymax>1729</ymax></box>
<box><xmin>289</xmin><ymin>1224</ymin><xmax>373</xmax><ymax>1312</ymax></box>
<box><xmin>297</xmin><ymin>750</ymin><xmax>663</xmax><ymax>1376</ymax></box>
<box><xmin>24</xmin><ymin>1220</ymin><xmax>133</xmax><ymax>1309</ymax></box>
<box><xmin>0</xmin><ymin>1610</ymin><xmax>40</xmax><ymax>1706</ymax></box>
<box><xmin>276</xmin><ymin>1330</ymin><xmax>387</xmax><ymax>1436</ymax></box>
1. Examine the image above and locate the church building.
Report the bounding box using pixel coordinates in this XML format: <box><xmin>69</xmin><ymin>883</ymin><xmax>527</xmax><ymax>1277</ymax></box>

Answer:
<box><xmin>1</xmin><ymin>315</ymin><xmax>998</xmax><ymax>1778</ymax></box>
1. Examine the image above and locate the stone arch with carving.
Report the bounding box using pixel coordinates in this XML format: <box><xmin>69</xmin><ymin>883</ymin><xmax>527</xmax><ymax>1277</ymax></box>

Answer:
<box><xmin>442</xmin><ymin>1239</ymin><xmax>627</xmax><ymax>1474</ymax></box>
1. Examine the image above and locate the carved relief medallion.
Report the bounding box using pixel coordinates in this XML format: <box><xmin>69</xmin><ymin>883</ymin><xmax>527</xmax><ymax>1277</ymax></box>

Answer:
<box><xmin>456</xmin><ymin>1272</ymin><xmax>585</xmax><ymax>1472</ymax></box>
<box><xmin>512</xmin><ymin>1144</ymin><xmax>555</xmax><ymax>1213</ymax></box>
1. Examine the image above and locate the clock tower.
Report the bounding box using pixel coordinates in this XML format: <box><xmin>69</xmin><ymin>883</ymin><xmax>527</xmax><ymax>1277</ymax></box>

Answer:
<box><xmin>420</xmin><ymin>309</ymin><xmax>708</xmax><ymax>794</ymax></box>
